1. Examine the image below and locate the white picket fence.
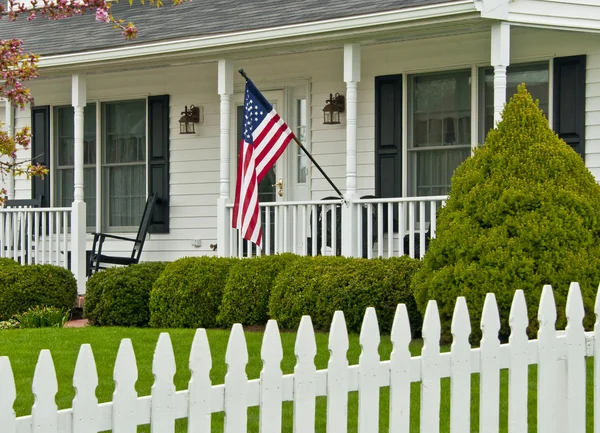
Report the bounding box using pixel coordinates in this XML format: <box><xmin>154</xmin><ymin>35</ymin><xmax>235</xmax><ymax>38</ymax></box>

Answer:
<box><xmin>0</xmin><ymin>283</ymin><xmax>597</xmax><ymax>433</ymax></box>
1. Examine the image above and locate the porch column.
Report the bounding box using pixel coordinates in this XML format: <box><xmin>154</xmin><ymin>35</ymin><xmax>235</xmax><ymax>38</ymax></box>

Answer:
<box><xmin>217</xmin><ymin>59</ymin><xmax>233</xmax><ymax>257</ymax></box>
<box><xmin>342</xmin><ymin>43</ymin><xmax>360</xmax><ymax>257</ymax></box>
<box><xmin>4</xmin><ymin>100</ymin><xmax>14</xmax><ymax>200</ymax></box>
<box><xmin>71</xmin><ymin>74</ymin><xmax>87</xmax><ymax>295</ymax></box>
<box><xmin>491</xmin><ymin>22</ymin><xmax>510</xmax><ymax>126</ymax></box>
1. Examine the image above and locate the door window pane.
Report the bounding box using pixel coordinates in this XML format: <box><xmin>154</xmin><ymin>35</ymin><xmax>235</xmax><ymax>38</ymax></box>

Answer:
<box><xmin>408</xmin><ymin>70</ymin><xmax>472</xmax><ymax>197</ymax></box>
<box><xmin>296</xmin><ymin>98</ymin><xmax>307</xmax><ymax>184</ymax></box>
<box><xmin>102</xmin><ymin>100</ymin><xmax>146</xmax><ymax>230</ymax></box>
<box><xmin>479</xmin><ymin>62</ymin><xmax>549</xmax><ymax>142</ymax></box>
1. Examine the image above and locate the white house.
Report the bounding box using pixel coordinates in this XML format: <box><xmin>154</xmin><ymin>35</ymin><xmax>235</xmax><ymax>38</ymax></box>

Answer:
<box><xmin>1</xmin><ymin>0</ymin><xmax>599</xmax><ymax>293</ymax></box>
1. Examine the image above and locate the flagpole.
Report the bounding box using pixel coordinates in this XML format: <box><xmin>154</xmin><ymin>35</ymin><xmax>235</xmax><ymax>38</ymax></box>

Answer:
<box><xmin>238</xmin><ymin>69</ymin><xmax>344</xmax><ymax>200</ymax></box>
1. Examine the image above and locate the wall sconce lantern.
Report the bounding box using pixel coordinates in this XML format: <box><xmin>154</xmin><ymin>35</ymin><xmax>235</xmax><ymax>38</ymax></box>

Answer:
<box><xmin>323</xmin><ymin>93</ymin><xmax>345</xmax><ymax>125</ymax></box>
<box><xmin>179</xmin><ymin>105</ymin><xmax>202</xmax><ymax>134</ymax></box>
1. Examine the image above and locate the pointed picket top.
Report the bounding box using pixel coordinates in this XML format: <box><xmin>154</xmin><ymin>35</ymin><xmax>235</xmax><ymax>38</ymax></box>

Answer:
<box><xmin>153</xmin><ymin>333</ymin><xmax>176</xmax><ymax>377</ymax></box>
<box><xmin>73</xmin><ymin>344</ymin><xmax>99</xmax><ymax>433</ymax></box>
<box><xmin>32</xmin><ymin>350</ymin><xmax>58</xmax><ymax>433</ymax></box>
<box><xmin>188</xmin><ymin>328</ymin><xmax>212</xmax><ymax>433</ymax></box>
<box><xmin>422</xmin><ymin>300</ymin><xmax>441</xmax><ymax>344</ymax></box>
<box><xmin>481</xmin><ymin>293</ymin><xmax>501</xmax><ymax>335</ymax></box>
<box><xmin>114</xmin><ymin>338</ymin><xmax>138</xmax><ymax>386</ymax></box>
<box><xmin>113</xmin><ymin>338</ymin><xmax>138</xmax><ymax>433</ymax></box>
<box><xmin>190</xmin><ymin>328</ymin><xmax>212</xmax><ymax>374</ymax></box>
<box><xmin>261</xmin><ymin>320</ymin><xmax>283</xmax><ymax>365</ymax></box>
<box><xmin>0</xmin><ymin>357</ymin><xmax>16</xmax><ymax>433</ymax></box>
<box><xmin>451</xmin><ymin>297</ymin><xmax>471</xmax><ymax>340</ymax></box>
<box><xmin>74</xmin><ymin>344</ymin><xmax>98</xmax><ymax>391</ymax></box>
<box><xmin>295</xmin><ymin>316</ymin><xmax>317</xmax><ymax>360</ymax></box>
<box><xmin>359</xmin><ymin>307</ymin><xmax>380</xmax><ymax>353</ymax></box>
<box><xmin>566</xmin><ymin>282</ymin><xmax>585</xmax><ymax>324</ymax></box>
<box><xmin>329</xmin><ymin>311</ymin><xmax>349</xmax><ymax>355</ymax></box>
<box><xmin>509</xmin><ymin>290</ymin><xmax>529</xmax><ymax>332</ymax></box>
<box><xmin>226</xmin><ymin>323</ymin><xmax>249</xmax><ymax>366</ymax></box>
<box><xmin>538</xmin><ymin>284</ymin><xmax>557</xmax><ymax>325</ymax></box>
<box><xmin>391</xmin><ymin>304</ymin><xmax>411</xmax><ymax>349</ymax></box>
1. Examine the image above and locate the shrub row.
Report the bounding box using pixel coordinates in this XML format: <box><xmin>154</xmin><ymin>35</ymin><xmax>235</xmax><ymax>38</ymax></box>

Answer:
<box><xmin>85</xmin><ymin>254</ymin><xmax>423</xmax><ymax>334</ymax></box>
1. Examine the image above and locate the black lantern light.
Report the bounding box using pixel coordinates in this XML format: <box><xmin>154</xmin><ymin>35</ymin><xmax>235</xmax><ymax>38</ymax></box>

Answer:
<box><xmin>322</xmin><ymin>93</ymin><xmax>345</xmax><ymax>125</ymax></box>
<box><xmin>179</xmin><ymin>105</ymin><xmax>201</xmax><ymax>134</ymax></box>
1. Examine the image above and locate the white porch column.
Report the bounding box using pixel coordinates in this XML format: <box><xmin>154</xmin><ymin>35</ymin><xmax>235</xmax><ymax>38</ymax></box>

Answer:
<box><xmin>4</xmin><ymin>100</ymin><xmax>14</xmax><ymax>200</ymax></box>
<box><xmin>342</xmin><ymin>43</ymin><xmax>360</xmax><ymax>257</ymax></box>
<box><xmin>491</xmin><ymin>22</ymin><xmax>510</xmax><ymax>126</ymax></box>
<box><xmin>217</xmin><ymin>59</ymin><xmax>233</xmax><ymax>257</ymax></box>
<box><xmin>71</xmin><ymin>74</ymin><xmax>87</xmax><ymax>295</ymax></box>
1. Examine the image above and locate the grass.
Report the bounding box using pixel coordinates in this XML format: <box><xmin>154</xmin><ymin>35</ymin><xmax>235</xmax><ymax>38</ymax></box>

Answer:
<box><xmin>0</xmin><ymin>327</ymin><xmax>594</xmax><ymax>433</ymax></box>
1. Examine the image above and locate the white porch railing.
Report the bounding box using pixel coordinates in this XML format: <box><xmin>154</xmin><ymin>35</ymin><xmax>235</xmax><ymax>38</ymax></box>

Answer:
<box><xmin>0</xmin><ymin>207</ymin><xmax>72</xmax><ymax>268</ymax></box>
<box><xmin>225</xmin><ymin>195</ymin><xmax>448</xmax><ymax>258</ymax></box>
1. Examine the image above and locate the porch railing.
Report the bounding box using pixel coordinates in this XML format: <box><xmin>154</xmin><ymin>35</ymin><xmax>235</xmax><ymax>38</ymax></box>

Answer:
<box><xmin>0</xmin><ymin>207</ymin><xmax>72</xmax><ymax>268</ymax></box>
<box><xmin>226</xmin><ymin>195</ymin><xmax>448</xmax><ymax>259</ymax></box>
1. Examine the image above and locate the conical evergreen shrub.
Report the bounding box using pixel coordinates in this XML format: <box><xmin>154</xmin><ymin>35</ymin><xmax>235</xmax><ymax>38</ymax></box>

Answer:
<box><xmin>412</xmin><ymin>85</ymin><xmax>600</xmax><ymax>343</ymax></box>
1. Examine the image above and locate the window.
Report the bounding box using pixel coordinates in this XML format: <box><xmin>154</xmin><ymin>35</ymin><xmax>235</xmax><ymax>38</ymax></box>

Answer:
<box><xmin>54</xmin><ymin>105</ymin><xmax>97</xmax><ymax>229</ymax></box>
<box><xmin>296</xmin><ymin>98</ymin><xmax>307</xmax><ymax>184</ymax></box>
<box><xmin>479</xmin><ymin>62</ymin><xmax>549</xmax><ymax>142</ymax></box>
<box><xmin>102</xmin><ymin>100</ymin><xmax>146</xmax><ymax>230</ymax></box>
<box><xmin>408</xmin><ymin>70</ymin><xmax>472</xmax><ymax>197</ymax></box>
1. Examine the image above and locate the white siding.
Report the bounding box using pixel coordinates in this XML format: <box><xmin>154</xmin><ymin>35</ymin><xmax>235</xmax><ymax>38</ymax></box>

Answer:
<box><xmin>10</xmin><ymin>26</ymin><xmax>600</xmax><ymax>262</ymax></box>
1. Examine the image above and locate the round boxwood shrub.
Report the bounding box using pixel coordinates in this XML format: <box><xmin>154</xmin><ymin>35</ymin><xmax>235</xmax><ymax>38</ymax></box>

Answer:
<box><xmin>0</xmin><ymin>264</ymin><xmax>77</xmax><ymax>320</ymax></box>
<box><xmin>149</xmin><ymin>257</ymin><xmax>238</xmax><ymax>328</ymax></box>
<box><xmin>269</xmin><ymin>256</ymin><xmax>422</xmax><ymax>334</ymax></box>
<box><xmin>84</xmin><ymin>262</ymin><xmax>166</xmax><ymax>327</ymax></box>
<box><xmin>412</xmin><ymin>85</ymin><xmax>600</xmax><ymax>344</ymax></box>
<box><xmin>0</xmin><ymin>258</ymin><xmax>20</xmax><ymax>268</ymax></box>
<box><xmin>218</xmin><ymin>253</ymin><xmax>298</xmax><ymax>327</ymax></box>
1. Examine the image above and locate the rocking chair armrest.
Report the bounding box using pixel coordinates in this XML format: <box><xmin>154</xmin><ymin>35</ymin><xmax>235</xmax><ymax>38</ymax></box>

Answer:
<box><xmin>91</xmin><ymin>232</ymin><xmax>138</xmax><ymax>243</ymax></box>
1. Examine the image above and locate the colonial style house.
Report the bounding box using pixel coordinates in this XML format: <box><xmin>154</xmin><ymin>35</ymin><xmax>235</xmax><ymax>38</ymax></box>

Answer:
<box><xmin>1</xmin><ymin>0</ymin><xmax>599</xmax><ymax>293</ymax></box>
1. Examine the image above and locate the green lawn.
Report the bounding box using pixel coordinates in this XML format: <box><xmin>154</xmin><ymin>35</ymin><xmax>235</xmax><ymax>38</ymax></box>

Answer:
<box><xmin>0</xmin><ymin>327</ymin><xmax>594</xmax><ymax>432</ymax></box>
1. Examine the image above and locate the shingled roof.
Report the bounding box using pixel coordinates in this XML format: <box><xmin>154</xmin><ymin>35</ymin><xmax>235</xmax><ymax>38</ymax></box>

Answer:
<box><xmin>0</xmin><ymin>0</ymin><xmax>462</xmax><ymax>56</ymax></box>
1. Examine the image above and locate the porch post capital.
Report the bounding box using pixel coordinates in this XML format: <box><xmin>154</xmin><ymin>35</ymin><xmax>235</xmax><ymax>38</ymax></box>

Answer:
<box><xmin>71</xmin><ymin>74</ymin><xmax>87</xmax><ymax>107</ymax></box>
<box><xmin>344</xmin><ymin>43</ymin><xmax>361</xmax><ymax>83</ymax></box>
<box><xmin>218</xmin><ymin>59</ymin><xmax>234</xmax><ymax>95</ymax></box>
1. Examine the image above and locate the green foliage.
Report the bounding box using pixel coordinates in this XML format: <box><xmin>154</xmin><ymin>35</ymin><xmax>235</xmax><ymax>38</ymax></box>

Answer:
<box><xmin>84</xmin><ymin>262</ymin><xmax>166</xmax><ymax>327</ymax></box>
<box><xmin>218</xmin><ymin>254</ymin><xmax>298</xmax><ymax>327</ymax></box>
<box><xmin>412</xmin><ymin>85</ymin><xmax>600</xmax><ymax>343</ymax></box>
<box><xmin>15</xmin><ymin>306</ymin><xmax>71</xmax><ymax>328</ymax></box>
<box><xmin>0</xmin><ymin>258</ymin><xmax>21</xmax><ymax>268</ymax></box>
<box><xmin>0</xmin><ymin>319</ymin><xmax>19</xmax><ymax>330</ymax></box>
<box><xmin>149</xmin><ymin>257</ymin><xmax>238</xmax><ymax>328</ymax></box>
<box><xmin>269</xmin><ymin>256</ymin><xmax>422</xmax><ymax>334</ymax></box>
<box><xmin>0</xmin><ymin>264</ymin><xmax>77</xmax><ymax>320</ymax></box>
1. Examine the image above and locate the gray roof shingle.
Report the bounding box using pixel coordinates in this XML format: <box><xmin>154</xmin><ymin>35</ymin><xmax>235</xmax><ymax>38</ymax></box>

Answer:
<box><xmin>0</xmin><ymin>0</ymin><xmax>462</xmax><ymax>56</ymax></box>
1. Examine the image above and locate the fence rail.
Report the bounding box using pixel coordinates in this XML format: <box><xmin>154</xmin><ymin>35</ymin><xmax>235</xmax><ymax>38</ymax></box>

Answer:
<box><xmin>1</xmin><ymin>283</ymin><xmax>595</xmax><ymax>433</ymax></box>
<box><xmin>0</xmin><ymin>207</ymin><xmax>72</xmax><ymax>268</ymax></box>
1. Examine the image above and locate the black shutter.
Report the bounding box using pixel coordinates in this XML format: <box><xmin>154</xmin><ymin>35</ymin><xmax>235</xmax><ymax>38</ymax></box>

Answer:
<box><xmin>148</xmin><ymin>95</ymin><xmax>170</xmax><ymax>233</ymax></box>
<box><xmin>31</xmin><ymin>106</ymin><xmax>50</xmax><ymax>207</ymax></box>
<box><xmin>553</xmin><ymin>55</ymin><xmax>586</xmax><ymax>158</ymax></box>
<box><xmin>375</xmin><ymin>75</ymin><xmax>402</xmax><ymax>198</ymax></box>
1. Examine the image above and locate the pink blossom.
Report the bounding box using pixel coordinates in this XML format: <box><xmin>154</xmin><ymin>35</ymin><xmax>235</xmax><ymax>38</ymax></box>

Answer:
<box><xmin>95</xmin><ymin>7</ymin><xmax>109</xmax><ymax>23</ymax></box>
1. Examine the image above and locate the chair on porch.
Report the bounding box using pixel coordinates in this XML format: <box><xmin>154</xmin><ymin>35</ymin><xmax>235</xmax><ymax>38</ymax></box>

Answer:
<box><xmin>87</xmin><ymin>193</ymin><xmax>157</xmax><ymax>276</ymax></box>
<box><xmin>306</xmin><ymin>196</ymin><xmax>343</xmax><ymax>256</ymax></box>
<box><xmin>2</xmin><ymin>196</ymin><xmax>43</xmax><ymax>264</ymax></box>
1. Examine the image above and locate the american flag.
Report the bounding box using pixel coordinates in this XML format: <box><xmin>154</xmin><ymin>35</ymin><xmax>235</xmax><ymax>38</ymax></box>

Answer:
<box><xmin>232</xmin><ymin>80</ymin><xmax>295</xmax><ymax>248</ymax></box>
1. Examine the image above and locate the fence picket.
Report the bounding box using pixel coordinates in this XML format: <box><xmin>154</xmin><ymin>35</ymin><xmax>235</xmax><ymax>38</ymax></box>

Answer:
<box><xmin>31</xmin><ymin>350</ymin><xmax>58</xmax><ymax>433</ymax></box>
<box><xmin>327</xmin><ymin>311</ymin><xmax>349</xmax><ymax>433</ymax></box>
<box><xmin>358</xmin><ymin>307</ymin><xmax>380</xmax><ymax>433</ymax></box>
<box><xmin>480</xmin><ymin>293</ymin><xmax>501</xmax><ymax>433</ymax></box>
<box><xmin>537</xmin><ymin>285</ymin><xmax>558</xmax><ymax>433</ymax></box>
<box><xmin>420</xmin><ymin>301</ymin><xmax>441</xmax><ymax>433</ymax></box>
<box><xmin>188</xmin><ymin>329</ymin><xmax>212</xmax><ymax>433</ymax></box>
<box><xmin>0</xmin><ymin>357</ymin><xmax>16</xmax><ymax>433</ymax></box>
<box><xmin>113</xmin><ymin>339</ymin><xmax>138</xmax><ymax>433</ymax></box>
<box><xmin>72</xmin><ymin>344</ymin><xmax>99</xmax><ymax>433</ymax></box>
<box><xmin>152</xmin><ymin>333</ymin><xmax>177</xmax><ymax>433</ymax></box>
<box><xmin>389</xmin><ymin>304</ymin><xmax>411</xmax><ymax>433</ymax></box>
<box><xmin>260</xmin><ymin>320</ymin><xmax>284</xmax><ymax>433</ymax></box>
<box><xmin>508</xmin><ymin>290</ymin><xmax>528</xmax><ymax>433</ymax></box>
<box><xmin>294</xmin><ymin>316</ymin><xmax>317</xmax><ymax>433</ymax></box>
<box><xmin>450</xmin><ymin>297</ymin><xmax>471</xmax><ymax>433</ymax></box>
<box><xmin>565</xmin><ymin>282</ymin><xmax>586</xmax><ymax>433</ymax></box>
<box><xmin>595</xmin><ymin>285</ymin><xmax>600</xmax><ymax>433</ymax></box>
<box><xmin>224</xmin><ymin>324</ymin><xmax>248</xmax><ymax>433</ymax></box>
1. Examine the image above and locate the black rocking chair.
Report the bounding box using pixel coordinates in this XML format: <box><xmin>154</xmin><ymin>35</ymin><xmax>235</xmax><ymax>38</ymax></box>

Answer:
<box><xmin>88</xmin><ymin>193</ymin><xmax>157</xmax><ymax>276</ymax></box>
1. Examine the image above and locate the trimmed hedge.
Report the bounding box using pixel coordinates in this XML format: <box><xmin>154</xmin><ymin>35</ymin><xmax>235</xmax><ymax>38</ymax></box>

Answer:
<box><xmin>0</xmin><ymin>258</ymin><xmax>21</xmax><ymax>268</ymax></box>
<box><xmin>269</xmin><ymin>256</ymin><xmax>422</xmax><ymax>335</ymax></box>
<box><xmin>84</xmin><ymin>262</ymin><xmax>166</xmax><ymax>327</ymax></box>
<box><xmin>218</xmin><ymin>253</ymin><xmax>298</xmax><ymax>327</ymax></box>
<box><xmin>149</xmin><ymin>257</ymin><xmax>238</xmax><ymax>328</ymax></box>
<box><xmin>0</xmin><ymin>265</ymin><xmax>77</xmax><ymax>320</ymax></box>
<box><xmin>412</xmin><ymin>85</ymin><xmax>600</xmax><ymax>343</ymax></box>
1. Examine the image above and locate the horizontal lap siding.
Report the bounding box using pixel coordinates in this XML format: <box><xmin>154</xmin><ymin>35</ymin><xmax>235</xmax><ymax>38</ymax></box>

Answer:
<box><xmin>586</xmin><ymin>53</ymin><xmax>600</xmax><ymax>180</ymax></box>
